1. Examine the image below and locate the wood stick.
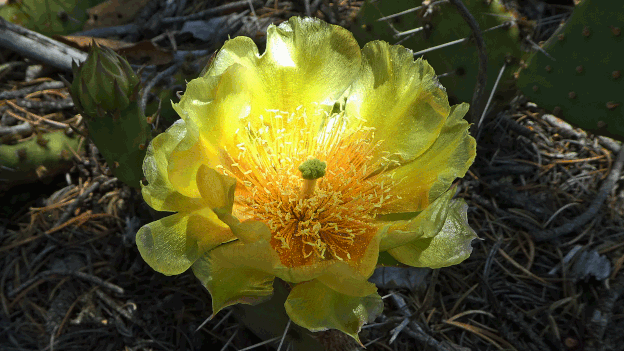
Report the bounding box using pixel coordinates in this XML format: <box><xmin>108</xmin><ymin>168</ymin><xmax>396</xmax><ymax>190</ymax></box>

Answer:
<box><xmin>0</xmin><ymin>18</ymin><xmax>87</xmax><ymax>72</ymax></box>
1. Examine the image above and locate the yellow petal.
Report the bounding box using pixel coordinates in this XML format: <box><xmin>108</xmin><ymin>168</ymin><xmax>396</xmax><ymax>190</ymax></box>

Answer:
<box><xmin>136</xmin><ymin>207</ymin><xmax>234</xmax><ymax>275</ymax></box>
<box><xmin>207</xmin><ymin>17</ymin><xmax>362</xmax><ymax>117</ymax></box>
<box><xmin>380</xmin><ymin>103</ymin><xmax>476</xmax><ymax>214</ymax></box>
<box><xmin>141</xmin><ymin>119</ymin><xmax>202</xmax><ymax>213</ymax></box>
<box><xmin>345</xmin><ymin>41</ymin><xmax>450</xmax><ymax>165</ymax></box>
<box><xmin>166</xmin><ymin>117</ymin><xmax>213</xmax><ymax>198</ymax></box>
<box><xmin>387</xmin><ymin>198</ymin><xmax>478</xmax><ymax>268</ymax></box>
<box><xmin>196</xmin><ymin>164</ymin><xmax>236</xmax><ymax>214</ymax></box>
<box><xmin>284</xmin><ymin>279</ymin><xmax>383</xmax><ymax>343</ymax></box>
<box><xmin>192</xmin><ymin>249</ymin><xmax>274</xmax><ymax>317</ymax></box>
<box><xmin>172</xmin><ymin>63</ymin><xmax>252</xmax><ymax>160</ymax></box>
<box><xmin>205</xmin><ymin>235</ymin><xmax>282</xmax><ymax>278</ymax></box>
<box><xmin>316</xmin><ymin>262</ymin><xmax>377</xmax><ymax>297</ymax></box>
<box><xmin>378</xmin><ymin>186</ymin><xmax>457</xmax><ymax>252</ymax></box>
<box><xmin>207</xmin><ymin>231</ymin><xmax>353</xmax><ymax>285</ymax></box>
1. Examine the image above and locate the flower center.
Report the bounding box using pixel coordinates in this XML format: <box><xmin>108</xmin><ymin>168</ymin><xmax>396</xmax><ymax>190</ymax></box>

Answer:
<box><xmin>216</xmin><ymin>107</ymin><xmax>398</xmax><ymax>267</ymax></box>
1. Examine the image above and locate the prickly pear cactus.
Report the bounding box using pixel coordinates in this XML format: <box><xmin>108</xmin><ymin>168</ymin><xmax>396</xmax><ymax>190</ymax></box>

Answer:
<box><xmin>69</xmin><ymin>44</ymin><xmax>151</xmax><ymax>189</ymax></box>
<box><xmin>0</xmin><ymin>0</ymin><xmax>102</xmax><ymax>35</ymax></box>
<box><xmin>351</xmin><ymin>0</ymin><xmax>526</xmax><ymax>107</ymax></box>
<box><xmin>517</xmin><ymin>0</ymin><xmax>624</xmax><ymax>141</ymax></box>
<box><xmin>0</xmin><ymin>130</ymin><xmax>82</xmax><ymax>189</ymax></box>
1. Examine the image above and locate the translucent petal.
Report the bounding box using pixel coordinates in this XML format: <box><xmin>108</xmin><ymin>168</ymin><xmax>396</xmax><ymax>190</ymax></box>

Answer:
<box><xmin>387</xmin><ymin>198</ymin><xmax>478</xmax><ymax>268</ymax></box>
<box><xmin>172</xmin><ymin>64</ymin><xmax>252</xmax><ymax>158</ymax></box>
<box><xmin>207</xmin><ymin>17</ymin><xmax>362</xmax><ymax>117</ymax></box>
<box><xmin>285</xmin><ymin>279</ymin><xmax>383</xmax><ymax>343</ymax></box>
<box><xmin>379</xmin><ymin>186</ymin><xmax>457</xmax><ymax>252</ymax></box>
<box><xmin>192</xmin><ymin>250</ymin><xmax>274</xmax><ymax>317</ymax></box>
<box><xmin>196</xmin><ymin>164</ymin><xmax>236</xmax><ymax>214</ymax></box>
<box><xmin>206</xmin><ymin>231</ymin><xmax>363</xmax><ymax>285</ymax></box>
<box><xmin>345</xmin><ymin>41</ymin><xmax>450</xmax><ymax>164</ymax></box>
<box><xmin>136</xmin><ymin>207</ymin><xmax>234</xmax><ymax>275</ymax></box>
<box><xmin>141</xmin><ymin>119</ymin><xmax>202</xmax><ymax>213</ymax></box>
<box><xmin>166</xmin><ymin>117</ymin><xmax>213</xmax><ymax>198</ymax></box>
<box><xmin>205</xmin><ymin>236</ymin><xmax>282</xmax><ymax>278</ymax></box>
<box><xmin>316</xmin><ymin>263</ymin><xmax>377</xmax><ymax>297</ymax></box>
<box><xmin>379</xmin><ymin>103</ymin><xmax>476</xmax><ymax>214</ymax></box>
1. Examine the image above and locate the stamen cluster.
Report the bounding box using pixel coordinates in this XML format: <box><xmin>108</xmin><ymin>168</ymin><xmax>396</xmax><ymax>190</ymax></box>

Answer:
<box><xmin>216</xmin><ymin>108</ymin><xmax>399</xmax><ymax>267</ymax></box>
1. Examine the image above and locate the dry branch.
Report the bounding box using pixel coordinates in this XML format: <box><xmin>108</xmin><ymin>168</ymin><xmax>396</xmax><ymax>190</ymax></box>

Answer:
<box><xmin>0</xmin><ymin>18</ymin><xmax>87</xmax><ymax>72</ymax></box>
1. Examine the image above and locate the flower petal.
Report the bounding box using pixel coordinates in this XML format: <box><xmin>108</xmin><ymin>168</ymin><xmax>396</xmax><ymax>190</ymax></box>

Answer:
<box><xmin>380</xmin><ymin>103</ymin><xmax>476</xmax><ymax>213</ymax></box>
<box><xmin>141</xmin><ymin>119</ymin><xmax>203</xmax><ymax>212</ymax></box>
<box><xmin>192</xmin><ymin>249</ymin><xmax>274</xmax><ymax>317</ymax></box>
<box><xmin>196</xmin><ymin>164</ymin><xmax>236</xmax><ymax>214</ymax></box>
<box><xmin>316</xmin><ymin>263</ymin><xmax>378</xmax><ymax>297</ymax></box>
<box><xmin>207</xmin><ymin>17</ymin><xmax>362</xmax><ymax>116</ymax></box>
<box><xmin>379</xmin><ymin>186</ymin><xmax>457</xmax><ymax>252</ymax></box>
<box><xmin>285</xmin><ymin>279</ymin><xmax>383</xmax><ymax>343</ymax></box>
<box><xmin>203</xmin><ymin>233</ymin><xmax>284</xmax><ymax>279</ymax></box>
<box><xmin>345</xmin><ymin>41</ymin><xmax>450</xmax><ymax>164</ymax></box>
<box><xmin>206</xmin><ymin>229</ymin><xmax>357</xmax><ymax>285</ymax></box>
<box><xmin>172</xmin><ymin>63</ymin><xmax>252</xmax><ymax>156</ymax></box>
<box><xmin>136</xmin><ymin>207</ymin><xmax>234</xmax><ymax>275</ymax></box>
<box><xmin>386</xmin><ymin>197</ymin><xmax>478</xmax><ymax>268</ymax></box>
<box><xmin>166</xmin><ymin>117</ymin><xmax>214</xmax><ymax>198</ymax></box>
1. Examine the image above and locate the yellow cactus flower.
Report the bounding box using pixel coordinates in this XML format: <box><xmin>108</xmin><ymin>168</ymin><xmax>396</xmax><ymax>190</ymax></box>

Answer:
<box><xmin>137</xmin><ymin>17</ymin><xmax>477</xmax><ymax>341</ymax></box>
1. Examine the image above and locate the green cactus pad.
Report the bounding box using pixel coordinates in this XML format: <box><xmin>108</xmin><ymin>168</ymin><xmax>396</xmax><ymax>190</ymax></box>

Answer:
<box><xmin>0</xmin><ymin>0</ymin><xmax>102</xmax><ymax>35</ymax></box>
<box><xmin>0</xmin><ymin>130</ymin><xmax>83</xmax><ymax>189</ymax></box>
<box><xmin>517</xmin><ymin>0</ymin><xmax>624</xmax><ymax>141</ymax></box>
<box><xmin>351</xmin><ymin>0</ymin><xmax>524</xmax><ymax>108</ymax></box>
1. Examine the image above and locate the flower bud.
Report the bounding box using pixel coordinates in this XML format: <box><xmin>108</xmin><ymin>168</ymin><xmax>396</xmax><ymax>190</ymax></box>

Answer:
<box><xmin>70</xmin><ymin>44</ymin><xmax>140</xmax><ymax>117</ymax></box>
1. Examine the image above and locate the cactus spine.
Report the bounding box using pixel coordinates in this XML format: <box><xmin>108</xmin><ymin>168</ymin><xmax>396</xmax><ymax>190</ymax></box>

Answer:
<box><xmin>351</xmin><ymin>0</ymin><xmax>526</xmax><ymax>107</ymax></box>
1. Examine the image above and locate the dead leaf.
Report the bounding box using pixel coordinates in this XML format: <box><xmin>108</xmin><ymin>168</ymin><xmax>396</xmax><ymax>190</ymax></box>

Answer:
<box><xmin>84</xmin><ymin>0</ymin><xmax>152</xmax><ymax>30</ymax></box>
<box><xmin>53</xmin><ymin>36</ymin><xmax>131</xmax><ymax>51</ymax></box>
<box><xmin>116</xmin><ymin>41</ymin><xmax>173</xmax><ymax>66</ymax></box>
<box><xmin>53</xmin><ymin>36</ymin><xmax>173</xmax><ymax>66</ymax></box>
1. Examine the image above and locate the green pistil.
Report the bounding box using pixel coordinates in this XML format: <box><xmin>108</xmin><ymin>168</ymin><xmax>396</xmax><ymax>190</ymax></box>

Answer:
<box><xmin>298</xmin><ymin>158</ymin><xmax>326</xmax><ymax>199</ymax></box>
<box><xmin>298</xmin><ymin>158</ymin><xmax>327</xmax><ymax>180</ymax></box>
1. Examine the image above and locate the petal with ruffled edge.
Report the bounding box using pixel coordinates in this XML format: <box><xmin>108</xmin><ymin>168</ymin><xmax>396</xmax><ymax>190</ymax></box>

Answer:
<box><xmin>136</xmin><ymin>207</ymin><xmax>234</xmax><ymax>275</ymax></box>
<box><xmin>192</xmin><ymin>249</ymin><xmax>275</xmax><ymax>317</ymax></box>
<box><xmin>172</xmin><ymin>17</ymin><xmax>361</xmax><ymax>152</ymax></box>
<box><xmin>378</xmin><ymin>186</ymin><xmax>456</xmax><ymax>252</ymax></box>
<box><xmin>206</xmin><ymin>17</ymin><xmax>362</xmax><ymax>118</ymax></box>
<box><xmin>345</xmin><ymin>41</ymin><xmax>450</xmax><ymax>165</ymax></box>
<box><xmin>386</xmin><ymin>197</ymin><xmax>478</xmax><ymax>268</ymax></box>
<box><xmin>141</xmin><ymin>119</ymin><xmax>203</xmax><ymax>213</ymax></box>
<box><xmin>379</xmin><ymin>103</ymin><xmax>476</xmax><ymax>214</ymax></box>
<box><xmin>173</xmin><ymin>63</ymin><xmax>252</xmax><ymax>160</ymax></box>
<box><xmin>285</xmin><ymin>279</ymin><xmax>383</xmax><ymax>344</ymax></box>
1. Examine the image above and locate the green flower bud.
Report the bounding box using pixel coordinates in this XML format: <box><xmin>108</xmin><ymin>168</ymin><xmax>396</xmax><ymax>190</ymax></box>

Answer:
<box><xmin>67</xmin><ymin>43</ymin><xmax>150</xmax><ymax>190</ymax></box>
<box><xmin>70</xmin><ymin>44</ymin><xmax>140</xmax><ymax>117</ymax></box>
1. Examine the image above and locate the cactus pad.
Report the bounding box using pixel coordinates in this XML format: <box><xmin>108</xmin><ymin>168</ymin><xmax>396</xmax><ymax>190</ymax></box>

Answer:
<box><xmin>517</xmin><ymin>0</ymin><xmax>624</xmax><ymax>141</ymax></box>
<box><xmin>0</xmin><ymin>0</ymin><xmax>102</xmax><ymax>35</ymax></box>
<box><xmin>0</xmin><ymin>130</ymin><xmax>82</xmax><ymax>189</ymax></box>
